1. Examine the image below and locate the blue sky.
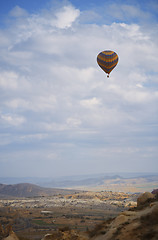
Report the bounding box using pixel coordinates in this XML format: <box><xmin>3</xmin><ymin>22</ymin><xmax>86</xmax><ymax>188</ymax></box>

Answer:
<box><xmin>0</xmin><ymin>0</ymin><xmax>158</xmax><ymax>178</ymax></box>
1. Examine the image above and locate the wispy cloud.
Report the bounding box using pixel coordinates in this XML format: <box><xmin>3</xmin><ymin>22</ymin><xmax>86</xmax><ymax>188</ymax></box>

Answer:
<box><xmin>9</xmin><ymin>6</ymin><xmax>28</xmax><ymax>18</ymax></box>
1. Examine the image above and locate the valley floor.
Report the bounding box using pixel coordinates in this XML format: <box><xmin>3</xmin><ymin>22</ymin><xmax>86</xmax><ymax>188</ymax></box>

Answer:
<box><xmin>0</xmin><ymin>191</ymin><xmax>138</xmax><ymax>240</ymax></box>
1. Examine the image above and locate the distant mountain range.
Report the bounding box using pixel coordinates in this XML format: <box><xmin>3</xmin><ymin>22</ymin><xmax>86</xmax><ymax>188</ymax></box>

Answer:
<box><xmin>0</xmin><ymin>183</ymin><xmax>79</xmax><ymax>198</ymax></box>
<box><xmin>39</xmin><ymin>173</ymin><xmax>158</xmax><ymax>193</ymax></box>
<box><xmin>40</xmin><ymin>174</ymin><xmax>123</xmax><ymax>188</ymax></box>
<box><xmin>0</xmin><ymin>173</ymin><xmax>158</xmax><ymax>195</ymax></box>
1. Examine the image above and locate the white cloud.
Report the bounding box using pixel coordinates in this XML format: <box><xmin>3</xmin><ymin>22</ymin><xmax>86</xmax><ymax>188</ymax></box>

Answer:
<box><xmin>0</xmin><ymin>72</ymin><xmax>19</xmax><ymax>89</ymax></box>
<box><xmin>54</xmin><ymin>5</ymin><xmax>80</xmax><ymax>28</ymax></box>
<box><xmin>0</xmin><ymin>1</ymin><xmax>158</xmax><ymax>176</ymax></box>
<box><xmin>5</xmin><ymin>98</ymin><xmax>30</xmax><ymax>109</ymax></box>
<box><xmin>80</xmin><ymin>97</ymin><xmax>101</xmax><ymax>108</ymax></box>
<box><xmin>66</xmin><ymin>117</ymin><xmax>81</xmax><ymax>127</ymax></box>
<box><xmin>136</xmin><ymin>84</ymin><xmax>143</xmax><ymax>88</ymax></box>
<box><xmin>42</xmin><ymin>122</ymin><xmax>67</xmax><ymax>132</ymax></box>
<box><xmin>0</xmin><ymin>71</ymin><xmax>31</xmax><ymax>91</ymax></box>
<box><xmin>47</xmin><ymin>152</ymin><xmax>60</xmax><ymax>161</ymax></box>
<box><xmin>1</xmin><ymin>114</ymin><xmax>26</xmax><ymax>126</ymax></box>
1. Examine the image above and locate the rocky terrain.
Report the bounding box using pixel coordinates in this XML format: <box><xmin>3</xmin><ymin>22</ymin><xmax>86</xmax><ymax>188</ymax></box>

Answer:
<box><xmin>0</xmin><ymin>189</ymin><xmax>137</xmax><ymax>239</ymax></box>
<box><xmin>1</xmin><ymin>191</ymin><xmax>158</xmax><ymax>240</ymax></box>
<box><xmin>0</xmin><ymin>181</ymin><xmax>158</xmax><ymax>240</ymax></box>
<box><xmin>0</xmin><ymin>191</ymin><xmax>137</xmax><ymax>209</ymax></box>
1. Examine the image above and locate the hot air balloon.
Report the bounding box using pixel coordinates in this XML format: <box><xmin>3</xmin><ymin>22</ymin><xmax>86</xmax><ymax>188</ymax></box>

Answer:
<box><xmin>97</xmin><ymin>50</ymin><xmax>118</xmax><ymax>77</ymax></box>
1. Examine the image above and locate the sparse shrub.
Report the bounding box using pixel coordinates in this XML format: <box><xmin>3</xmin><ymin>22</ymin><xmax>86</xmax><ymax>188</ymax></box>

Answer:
<box><xmin>151</xmin><ymin>189</ymin><xmax>158</xmax><ymax>195</ymax></box>
<box><xmin>87</xmin><ymin>221</ymin><xmax>107</xmax><ymax>238</ymax></box>
<box><xmin>59</xmin><ymin>226</ymin><xmax>70</xmax><ymax>232</ymax></box>
<box><xmin>81</xmin><ymin>219</ymin><xmax>85</xmax><ymax>223</ymax></box>
<box><xmin>18</xmin><ymin>237</ymin><xmax>30</xmax><ymax>240</ymax></box>
<box><xmin>140</xmin><ymin>210</ymin><xmax>158</xmax><ymax>225</ymax></box>
<box><xmin>141</xmin><ymin>231</ymin><xmax>157</xmax><ymax>240</ymax></box>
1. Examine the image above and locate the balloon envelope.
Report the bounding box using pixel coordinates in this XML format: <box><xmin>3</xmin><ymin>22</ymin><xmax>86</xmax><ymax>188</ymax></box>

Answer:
<box><xmin>97</xmin><ymin>50</ymin><xmax>118</xmax><ymax>77</ymax></box>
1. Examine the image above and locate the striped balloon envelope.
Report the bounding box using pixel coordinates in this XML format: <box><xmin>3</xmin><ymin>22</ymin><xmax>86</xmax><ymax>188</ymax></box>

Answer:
<box><xmin>97</xmin><ymin>50</ymin><xmax>119</xmax><ymax>77</ymax></box>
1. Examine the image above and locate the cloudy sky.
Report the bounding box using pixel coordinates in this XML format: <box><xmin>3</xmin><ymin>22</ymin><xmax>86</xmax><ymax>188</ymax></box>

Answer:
<box><xmin>0</xmin><ymin>0</ymin><xmax>158</xmax><ymax>178</ymax></box>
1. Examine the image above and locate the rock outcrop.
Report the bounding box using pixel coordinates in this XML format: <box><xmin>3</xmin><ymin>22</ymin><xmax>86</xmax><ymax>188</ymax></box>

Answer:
<box><xmin>41</xmin><ymin>229</ymin><xmax>88</xmax><ymax>240</ymax></box>
<box><xmin>137</xmin><ymin>192</ymin><xmax>155</xmax><ymax>207</ymax></box>
<box><xmin>3</xmin><ymin>231</ymin><xmax>19</xmax><ymax>240</ymax></box>
<box><xmin>0</xmin><ymin>225</ymin><xmax>19</xmax><ymax>240</ymax></box>
<box><xmin>90</xmin><ymin>192</ymin><xmax>158</xmax><ymax>240</ymax></box>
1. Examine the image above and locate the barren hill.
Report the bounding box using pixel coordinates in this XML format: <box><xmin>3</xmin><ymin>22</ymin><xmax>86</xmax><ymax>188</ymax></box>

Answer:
<box><xmin>0</xmin><ymin>183</ymin><xmax>79</xmax><ymax>198</ymax></box>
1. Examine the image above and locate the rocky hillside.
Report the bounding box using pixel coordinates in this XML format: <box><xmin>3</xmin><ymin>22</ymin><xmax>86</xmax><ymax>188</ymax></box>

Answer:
<box><xmin>89</xmin><ymin>192</ymin><xmax>158</xmax><ymax>240</ymax></box>
<box><xmin>0</xmin><ymin>183</ymin><xmax>78</xmax><ymax>198</ymax></box>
